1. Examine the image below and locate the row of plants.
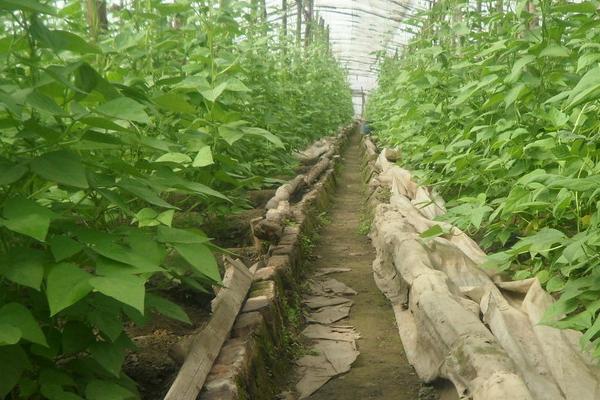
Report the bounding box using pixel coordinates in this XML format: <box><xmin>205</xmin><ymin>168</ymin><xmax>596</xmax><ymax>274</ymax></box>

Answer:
<box><xmin>367</xmin><ymin>0</ymin><xmax>600</xmax><ymax>356</ymax></box>
<box><xmin>0</xmin><ymin>0</ymin><xmax>353</xmax><ymax>398</ymax></box>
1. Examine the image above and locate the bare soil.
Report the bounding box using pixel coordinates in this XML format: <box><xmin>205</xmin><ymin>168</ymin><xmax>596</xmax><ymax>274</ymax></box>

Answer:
<box><xmin>300</xmin><ymin>134</ymin><xmax>454</xmax><ymax>400</ymax></box>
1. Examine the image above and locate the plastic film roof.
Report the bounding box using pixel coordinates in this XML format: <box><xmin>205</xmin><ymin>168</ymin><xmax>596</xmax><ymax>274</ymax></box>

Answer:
<box><xmin>266</xmin><ymin>0</ymin><xmax>430</xmax><ymax>114</ymax></box>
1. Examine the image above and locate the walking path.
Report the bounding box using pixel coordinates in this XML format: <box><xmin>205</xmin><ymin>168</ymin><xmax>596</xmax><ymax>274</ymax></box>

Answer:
<box><xmin>292</xmin><ymin>134</ymin><xmax>444</xmax><ymax>399</ymax></box>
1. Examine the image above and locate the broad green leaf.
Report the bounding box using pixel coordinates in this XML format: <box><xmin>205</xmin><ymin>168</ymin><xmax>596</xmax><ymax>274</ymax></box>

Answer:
<box><xmin>40</xmin><ymin>384</ymin><xmax>83</xmax><ymax>400</ymax></box>
<box><xmin>539</xmin><ymin>44</ymin><xmax>570</xmax><ymax>58</ymax></box>
<box><xmin>0</xmin><ymin>249</ymin><xmax>45</xmax><ymax>290</ymax></box>
<box><xmin>45</xmin><ymin>30</ymin><xmax>101</xmax><ymax>54</ymax></box>
<box><xmin>200</xmin><ymin>82</ymin><xmax>228</xmax><ymax>102</ymax></box>
<box><xmin>0</xmin><ymin>324</ymin><xmax>21</xmax><ymax>346</ymax></box>
<box><xmin>147</xmin><ymin>293</ymin><xmax>191</xmax><ymax>324</ymax></box>
<box><xmin>225</xmin><ymin>78</ymin><xmax>251</xmax><ymax>92</ymax></box>
<box><xmin>88</xmin><ymin>336</ymin><xmax>129</xmax><ymax>377</ymax></box>
<box><xmin>0</xmin><ymin>0</ymin><xmax>56</xmax><ymax>14</ymax></box>
<box><xmin>49</xmin><ymin>236</ymin><xmax>85</xmax><ymax>261</ymax></box>
<box><xmin>31</xmin><ymin>150</ymin><xmax>89</xmax><ymax>188</ymax></box>
<box><xmin>0</xmin><ymin>163</ymin><xmax>27</xmax><ymax>186</ymax></box>
<box><xmin>577</xmin><ymin>53</ymin><xmax>600</xmax><ymax>73</ymax></box>
<box><xmin>2</xmin><ymin>197</ymin><xmax>55</xmax><ymax>241</ymax></box>
<box><xmin>506</xmin><ymin>55</ymin><xmax>535</xmax><ymax>83</ymax></box>
<box><xmin>243</xmin><ymin>127</ymin><xmax>284</xmax><ymax>148</ymax></box>
<box><xmin>420</xmin><ymin>224</ymin><xmax>445</xmax><ymax>239</ymax></box>
<box><xmin>155</xmin><ymin>152</ymin><xmax>192</xmax><ymax>164</ymax></box>
<box><xmin>153</xmin><ymin>92</ymin><xmax>195</xmax><ymax>113</ymax></box>
<box><xmin>96</xmin><ymin>98</ymin><xmax>150</xmax><ymax>123</ymax></box>
<box><xmin>61</xmin><ymin>321</ymin><xmax>95</xmax><ymax>354</ymax></box>
<box><xmin>157</xmin><ymin>226</ymin><xmax>210</xmax><ymax>244</ymax></box>
<box><xmin>25</xmin><ymin>91</ymin><xmax>64</xmax><ymax>115</ymax></box>
<box><xmin>85</xmin><ymin>380</ymin><xmax>136</xmax><ymax>400</ymax></box>
<box><xmin>90</xmin><ymin>275</ymin><xmax>146</xmax><ymax>313</ymax></box>
<box><xmin>0</xmin><ymin>303</ymin><xmax>47</xmax><ymax>346</ymax></box>
<box><xmin>567</xmin><ymin>66</ymin><xmax>600</xmax><ymax>108</ymax></box>
<box><xmin>118</xmin><ymin>178</ymin><xmax>177</xmax><ymax>209</ymax></box>
<box><xmin>192</xmin><ymin>146</ymin><xmax>214</xmax><ymax>167</ymax></box>
<box><xmin>174</xmin><ymin>243</ymin><xmax>221</xmax><ymax>282</ymax></box>
<box><xmin>0</xmin><ymin>345</ymin><xmax>30</xmax><ymax>398</ymax></box>
<box><xmin>157</xmin><ymin>210</ymin><xmax>175</xmax><ymax>226</ymax></box>
<box><xmin>553</xmin><ymin>1</ymin><xmax>597</xmax><ymax>13</ymax></box>
<box><xmin>46</xmin><ymin>262</ymin><xmax>93</xmax><ymax>315</ymax></box>
<box><xmin>219</xmin><ymin>125</ymin><xmax>244</xmax><ymax>145</ymax></box>
<box><xmin>504</xmin><ymin>84</ymin><xmax>526</xmax><ymax>108</ymax></box>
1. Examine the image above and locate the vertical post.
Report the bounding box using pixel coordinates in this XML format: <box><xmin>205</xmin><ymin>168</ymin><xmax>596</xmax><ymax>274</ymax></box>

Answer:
<box><xmin>304</xmin><ymin>0</ymin><xmax>313</xmax><ymax>48</ymax></box>
<box><xmin>296</xmin><ymin>0</ymin><xmax>302</xmax><ymax>46</ymax></box>
<box><xmin>527</xmin><ymin>1</ymin><xmax>538</xmax><ymax>28</ymax></box>
<box><xmin>361</xmin><ymin>88</ymin><xmax>366</xmax><ymax>118</ymax></box>
<box><xmin>282</xmin><ymin>0</ymin><xmax>288</xmax><ymax>38</ymax></box>
<box><xmin>325</xmin><ymin>24</ymin><xmax>330</xmax><ymax>53</ymax></box>
<box><xmin>261</xmin><ymin>0</ymin><xmax>267</xmax><ymax>23</ymax></box>
<box><xmin>86</xmin><ymin>0</ymin><xmax>108</xmax><ymax>40</ymax></box>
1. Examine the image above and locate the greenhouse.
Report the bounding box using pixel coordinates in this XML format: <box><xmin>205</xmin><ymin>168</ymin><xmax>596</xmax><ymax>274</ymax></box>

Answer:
<box><xmin>1</xmin><ymin>0</ymin><xmax>600</xmax><ymax>399</ymax></box>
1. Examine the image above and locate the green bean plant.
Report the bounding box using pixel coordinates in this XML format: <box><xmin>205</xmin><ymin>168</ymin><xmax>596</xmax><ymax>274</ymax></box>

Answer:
<box><xmin>368</xmin><ymin>0</ymin><xmax>600</xmax><ymax>356</ymax></box>
<box><xmin>0</xmin><ymin>0</ymin><xmax>352</xmax><ymax>398</ymax></box>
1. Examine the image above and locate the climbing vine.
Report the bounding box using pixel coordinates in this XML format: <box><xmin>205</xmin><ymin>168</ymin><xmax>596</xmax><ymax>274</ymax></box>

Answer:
<box><xmin>368</xmin><ymin>0</ymin><xmax>600</xmax><ymax>356</ymax></box>
<box><xmin>0</xmin><ymin>0</ymin><xmax>352</xmax><ymax>398</ymax></box>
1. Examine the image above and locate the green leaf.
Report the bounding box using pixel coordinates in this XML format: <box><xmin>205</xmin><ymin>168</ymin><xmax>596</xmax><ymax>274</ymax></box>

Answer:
<box><xmin>153</xmin><ymin>92</ymin><xmax>195</xmax><ymax>113</ymax></box>
<box><xmin>155</xmin><ymin>152</ymin><xmax>192</xmax><ymax>164</ymax></box>
<box><xmin>0</xmin><ymin>0</ymin><xmax>56</xmax><ymax>14</ymax></box>
<box><xmin>90</xmin><ymin>275</ymin><xmax>146</xmax><ymax>314</ymax></box>
<box><xmin>61</xmin><ymin>321</ymin><xmax>95</xmax><ymax>354</ymax></box>
<box><xmin>0</xmin><ymin>249</ymin><xmax>45</xmax><ymax>290</ymax></box>
<box><xmin>506</xmin><ymin>55</ymin><xmax>536</xmax><ymax>83</ymax></box>
<box><xmin>118</xmin><ymin>178</ymin><xmax>177</xmax><ymax>209</ymax></box>
<box><xmin>46</xmin><ymin>262</ymin><xmax>93</xmax><ymax>315</ymax></box>
<box><xmin>147</xmin><ymin>293</ymin><xmax>191</xmax><ymax>324</ymax></box>
<box><xmin>577</xmin><ymin>53</ymin><xmax>600</xmax><ymax>73</ymax></box>
<box><xmin>49</xmin><ymin>236</ymin><xmax>84</xmax><ymax>261</ymax></box>
<box><xmin>420</xmin><ymin>224</ymin><xmax>445</xmax><ymax>239</ymax></box>
<box><xmin>88</xmin><ymin>336</ymin><xmax>129</xmax><ymax>377</ymax></box>
<box><xmin>157</xmin><ymin>226</ymin><xmax>210</xmax><ymax>244</ymax></box>
<box><xmin>243</xmin><ymin>127</ymin><xmax>284</xmax><ymax>148</ymax></box>
<box><xmin>539</xmin><ymin>44</ymin><xmax>570</xmax><ymax>58</ymax></box>
<box><xmin>504</xmin><ymin>83</ymin><xmax>527</xmax><ymax>108</ymax></box>
<box><xmin>96</xmin><ymin>98</ymin><xmax>150</xmax><ymax>123</ymax></box>
<box><xmin>566</xmin><ymin>66</ymin><xmax>600</xmax><ymax>108</ymax></box>
<box><xmin>0</xmin><ymin>345</ymin><xmax>30</xmax><ymax>398</ymax></box>
<box><xmin>48</xmin><ymin>30</ymin><xmax>100</xmax><ymax>54</ymax></box>
<box><xmin>40</xmin><ymin>384</ymin><xmax>83</xmax><ymax>400</ymax></box>
<box><xmin>174</xmin><ymin>243</ymin><xmax>221</xmax><ymax>282</ymax></box>
<box><xmin>553</xmin><ymin>1</ymin><xmax>597</xmax><ymax>13</ymax></box>
<box><xmin>2</xmin><ymin>197</ymin><xmax>55</xmax><ymax>241</ymax></box>
<box><xmin>26</xmin><ymin>91</ymin><xmax>64</xmax><ymax>115</ymax></box>
<box><xmin>200</xmin><ymin>82</ymin><xmax>228</xmax><ymax>102</ymax></box>
<box><xmin>225</xmin><ymin>78</ymin><xmax>251</xmax><ymax>92</ymax></box>
<box><xmin>0</xmin><ymin>162</ymin><xmax>27</xmax><ymax>186</ymax></box>
<box><xmin>0</xmin><ymin>303</ymin><xmax>47</xmax><ymax>346</ymax></box>
<box><xmin>219</xmin><ymin>125</ymin><xmax>244</xmax><ymax>145</ymax></box>
<box><xmin>85</xmin><ymin>380</ymin><xmax>136</xmax><ymax>400</ymax></box>
<box><xmin>0</xmin><ymin>324</ymin><xmax>21</xmax><ymax>346</ymax></box>
<box><xmin>31</xmin><ymin>150</ymin><xmax>89</xmax><ymax>188</ymax></box>
<box><xmin>192</xmin><ymin>146</ymin><xmax>214</xmax><ymax>167</ymax></box>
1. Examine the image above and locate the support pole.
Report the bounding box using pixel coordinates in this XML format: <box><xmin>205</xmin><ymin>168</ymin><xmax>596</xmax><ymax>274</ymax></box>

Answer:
<box><xmin>282</xmin><ymin>0</ymin><xmax>288</xmax><ymax>38</ymax></box>
<box><xmin>304</xmin><ymin>0</ymin><xmax>313</xmax><ymax>48</ymax></box>
<box><xmin>296</xmin><ymin>0</ymin><xmax>302</xmax><ymax>46</ymax></box>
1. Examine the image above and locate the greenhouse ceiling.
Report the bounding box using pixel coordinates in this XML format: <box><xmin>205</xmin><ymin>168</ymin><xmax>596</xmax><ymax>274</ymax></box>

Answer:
<box><xmin>265</xmin><ymin>0</ymin><xmax>431</xmax><ymax>114</ymax></box>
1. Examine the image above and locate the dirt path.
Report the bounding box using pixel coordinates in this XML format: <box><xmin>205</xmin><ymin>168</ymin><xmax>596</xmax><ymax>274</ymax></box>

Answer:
<box><xmin>301</xmin><ymin>134</ymin><xmax>428</xmax><ymax>399</ymax></box>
